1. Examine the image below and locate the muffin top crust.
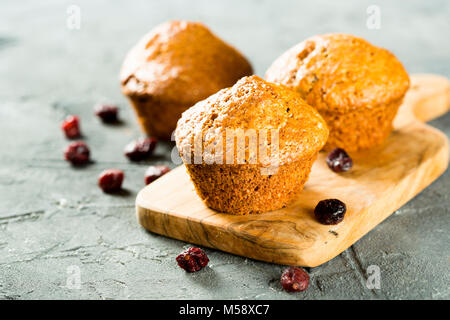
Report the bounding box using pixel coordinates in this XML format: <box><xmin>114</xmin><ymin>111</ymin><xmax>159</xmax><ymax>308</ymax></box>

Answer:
<box><xmin>265</xmin><ymin>33</ymin><xmax>410</xmax><ymax>113</ymax></box>
<box><xmin>175</xmin><ymin>75</ymin><xmax>329</xmax><ymax>165</ymax></box>
<box><xmin>120</xmin><ymin>20</ymin><xmax>253</xmax><ymax>105</ymax></box>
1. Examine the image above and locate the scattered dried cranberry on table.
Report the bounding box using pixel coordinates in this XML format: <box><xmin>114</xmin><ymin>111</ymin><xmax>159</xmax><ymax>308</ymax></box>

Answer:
<box><xmin>144</xmin><ymin>165</ymin><xmax>170</xmax><ymax>185</ymax></box>
<box><xmin>326</xmin><ymin>148</ymin><xmax>353</xmax><ymax>172</ymax></box>
<box><xmin>61</xmin><ymin>115</ymin><xmax>81</xmax><ymax>139</ymax></box>
<box><xmin>64</xmin><ymin>141</ymin><xmax>90</xmax><ymax>165</ymax></box>
<box><xmin>98</xmin><ymin>169</ymin><xmax>124</xmax><ymax>193</ymax></box>
<box><xmin>124</xmin><ymin>137</ymin><xmax>157</xmax><ymax>161</ymax></box>
<box><xmin>95</xmin><ymin>104</ymin><xmax>119</xmax><ymax>123</ymax></box>
<box><xmin>314</xmin><ymin>199</ymin><xmax>346</xmax><ymax>225</ymax></box>
<box><xmin>280</xmin><ymin>266</ymin><xmax>310</xmax><ymax>292</ymax></box>
<box><xmin>176</xmin><ymin>247</ymin><xmax>209</xmax><ymax>272</ymax></box>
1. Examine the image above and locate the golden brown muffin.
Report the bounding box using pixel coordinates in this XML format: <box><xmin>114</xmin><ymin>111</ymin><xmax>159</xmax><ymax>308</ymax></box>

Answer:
<box><xmin>175</xmin><ymin>75</ymin><xmax>329</xmax><ymax>215</ymax></box>
<box><xmin>266</xmin><ymin>33</ymin><xmax>410</xmax><ymax>151</ymax></box>
<box><xmin>120</xmin><ymin>20</ymin><xmax>253</xmax><ymax>139</ymax></box>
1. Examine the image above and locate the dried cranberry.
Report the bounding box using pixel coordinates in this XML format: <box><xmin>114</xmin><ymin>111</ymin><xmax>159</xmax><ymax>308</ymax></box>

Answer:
<box><xmin>98</xmin><ymin>169</ymin><xmax>124</xmax><ymax>193</ymax></box>
<box><xmin>314</xmin><ymin>199</ymin><xmax>346</xmax><ymax>225</ymax></box>
<box><xmin>95</xmin><ymin>104</ymin><xmax>119</xmax><ymax>123</ymax></box>
<box><xmin>176</xmin><ymin>247</ymin><xmax>209</xmax><ymax>272</ymax></box>
<box><xmin>64</xmin><ymin>142</ymin><xmax>90</xmax><ymax>165</ymax></box>
<box><xmin>280</xmin><ymin>267</ymin><xmax>310</xmax><ymax>292</ymax></box>
<box><xmin>326</xmin><ymin>148</ymin><xmax>353</xmax><ymax>172</ymax></box>
<box><xmin>145</xmin><ymin>165</ymin><xmax>170</xmax><ymax>185</ymax></box>
<box><xmin>124</xmin><ymin>137</ymin><xmax>157</xmax><ymax>161</ymax></box>
<box><xmin>61</xmin><ymin>115</ymin><xmax>81</xmax><ymax>139</ymax></box>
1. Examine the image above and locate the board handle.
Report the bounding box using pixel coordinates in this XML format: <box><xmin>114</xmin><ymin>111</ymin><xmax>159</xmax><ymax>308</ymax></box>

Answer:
<box><xmin>394</xmin><ymin>74</ymin><xmax>450</xmax><ymax>128</ymax></box>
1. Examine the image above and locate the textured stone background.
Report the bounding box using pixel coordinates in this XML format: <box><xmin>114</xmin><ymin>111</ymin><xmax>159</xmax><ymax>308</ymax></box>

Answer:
<box><xmin>0</xmin><ymin>0</ymin><xmax>449</xmax><ymax>299</ymax></box>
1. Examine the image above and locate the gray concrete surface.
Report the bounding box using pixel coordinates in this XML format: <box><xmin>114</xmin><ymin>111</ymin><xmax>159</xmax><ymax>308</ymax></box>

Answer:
<box><xmin>0</xmin><ymin>0</ymin><xmax>449</xmax><ymax>300</ymax></box>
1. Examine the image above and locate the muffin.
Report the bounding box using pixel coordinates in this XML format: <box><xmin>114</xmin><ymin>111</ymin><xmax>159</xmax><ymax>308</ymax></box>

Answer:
<box><xmin>266</xmin><ymin>33</ymin><xmax>410</xmax><ymax>151</ymax></box>
<box><xmin>120</xmin><ymin>20</ymin><xmax>253</xmax><ymax>139</ymax></box>
<box><xmin>175</xmin><ymin>75</ymin><xmax>329</xmax><ymax>215</ymax></box>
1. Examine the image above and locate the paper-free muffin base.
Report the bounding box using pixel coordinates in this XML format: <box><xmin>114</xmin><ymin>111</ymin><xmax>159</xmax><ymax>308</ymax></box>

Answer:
<box><xmin>128</xmin><ymin>95</ymin><xmax>189</xmax><ymax>140</ymax></box>
<box><xmin>185</xmin><ymin>155</ymin><xmax>317</xmax><ymax>215</ymax></box>
<box><xmin>322</xmin><ymin>98</ymin><xmax>403</xmax><ymax>151</ymax></box>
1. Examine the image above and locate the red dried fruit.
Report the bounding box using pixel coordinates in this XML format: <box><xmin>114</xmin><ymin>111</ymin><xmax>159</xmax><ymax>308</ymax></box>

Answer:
<box><xmin>280</xmin><ymin>267</ymin><xmax>310</xmax><ymax>292</ymax></box>
<box><xmin>176</xmin><ymin>247</ymin><xmax>209</xmax><ymax>272</ymax></box>
<box><xmin>98</xmin><ymin>169</ymin><xmax>124</xmax><ymax>193</ymax></box>
<box><xmin>144</xmin><ymin>165</ymin><xmax>170</xmax><ymax>185</ymax></box>
<box><xmin>326</xmin><ymin>148</ymin><xmax>353</xmax><ymax>172</ymax></box>
<box><xmin>314</xmin><ymin>199</ymin><xmax>346</xmax><ymax>225</ymax></box>
<box><xmin>94</xmin><ymin>104</ymin><xmax>119</xmax><ymax>123</ymax></box>
<box><xmin>64</xmin><ymin>141</ymin><xmax>90</xmax><ymax>165</ymax></box>
<box><xmin>124</xmin><ymin>137</ymin><xmax>157</xmax><ymax>161</ymax></box>
<box><xmin>61</xmin><ymin>115</ymin><xmax>81</xmax><ymax>139</ymax></box>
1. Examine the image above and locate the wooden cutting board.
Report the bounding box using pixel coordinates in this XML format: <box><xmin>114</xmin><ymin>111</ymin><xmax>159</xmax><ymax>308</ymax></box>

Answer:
<box><xmin>136</xmin><ymin>74</ymin><xmax>450</xmax><ymax>267</ymax></box>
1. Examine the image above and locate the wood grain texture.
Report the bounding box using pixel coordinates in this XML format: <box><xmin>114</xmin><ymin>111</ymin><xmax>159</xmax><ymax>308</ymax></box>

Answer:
<box><xmin>136</xmin><ymin>74</ymin><xmax>450</xmax><ymax>267</ymax></box>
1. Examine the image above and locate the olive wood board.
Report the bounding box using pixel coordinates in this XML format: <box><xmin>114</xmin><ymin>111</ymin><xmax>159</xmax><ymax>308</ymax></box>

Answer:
<box><xmin>136</xmin><ymin>74</ymin><xmax>450</xmax><ymax>267</ymax></box>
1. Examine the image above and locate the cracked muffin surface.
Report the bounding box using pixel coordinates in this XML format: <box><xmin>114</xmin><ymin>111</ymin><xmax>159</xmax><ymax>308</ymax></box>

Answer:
<box><xmin>175</xmin><ymin>75</ymin><xmax>328</xmax><ymax>214</ymax></box>
<box><xmin>266</xmin><ymin>33</ymin><xmax>410</xmax><ymax>151</ymax></box>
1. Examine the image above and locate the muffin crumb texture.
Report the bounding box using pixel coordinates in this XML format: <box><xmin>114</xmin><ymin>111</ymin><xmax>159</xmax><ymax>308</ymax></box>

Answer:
<box><xmin>176</xmin><ymin>75</ymin><xmax>328</xmax><ymax>214</ymax></box>
<box><xmin>266</xmin><ymin>33</ymin><xmax>410</xmax><ymax>151</ymax></box>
